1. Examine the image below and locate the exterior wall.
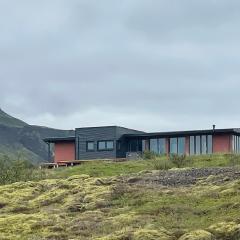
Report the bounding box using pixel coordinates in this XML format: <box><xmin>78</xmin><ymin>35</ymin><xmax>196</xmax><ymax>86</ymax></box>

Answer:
<box><xmin>185</xmin><ymin>136</ymin><xmax>190</xmax><ymax>155</ymax></box>
<box><xmin>165</xmin><ymin>138</ymin><xmax>169</xmax><ymax>155</ymax></box>
<box><xmin>50</xmin><ymin>129</ymin><xmax>236</xmax><ymax>162</ymax></box>
<box><xmin>54</xmin><ymin>142</ymin><xmax>75</xmax><ymax>163</ymax></box>
<box><xmin>213</xmin><ymin>134</ymin><xmax>232</xmax><ymax>153</ymax></box>
<box><xmin>76</xmin><ymin>126</ymin><xmax>144</xmax><ymax>160</ymax></box>
<box><xmin>76</xmin><ymin>126</ymin><xmax>116</xmax><ymax>160</ymax></box>
<box><xmin>116</xmin><ymin>127</ymin><xmax>145</xmax><ymax>158</ymax></box>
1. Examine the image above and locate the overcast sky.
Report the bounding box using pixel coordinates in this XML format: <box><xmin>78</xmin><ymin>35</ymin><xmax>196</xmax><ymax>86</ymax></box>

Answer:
<box><xmin>1</xmin><ymin>0</ymin><xmax>240</xmax><ymax>132</ymax></box>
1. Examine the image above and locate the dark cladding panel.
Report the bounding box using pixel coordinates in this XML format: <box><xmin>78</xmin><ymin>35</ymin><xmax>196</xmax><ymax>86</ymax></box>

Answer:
<box><xmin>76</xmin><ymin>126</ymin><xmax>117</xmax><ymax>160</ymax></box>
<box><xmin>75</xmin><ymin>126</ymin><xmax>144</xmax><ymax>160</ymax></box>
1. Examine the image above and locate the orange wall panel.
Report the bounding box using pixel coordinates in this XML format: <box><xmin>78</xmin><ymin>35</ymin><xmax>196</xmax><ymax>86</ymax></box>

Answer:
<box><xmin>213</xmin><ymin>134</ymin><xmax>232</xmax><ymax>153</ymax></box>
<box><xmin>54</xmin><ymin>142</ymin><xmax>75</xmax><ymax>163</ymax></box>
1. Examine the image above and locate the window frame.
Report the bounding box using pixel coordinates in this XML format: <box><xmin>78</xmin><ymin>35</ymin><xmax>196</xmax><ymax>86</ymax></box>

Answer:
<box><xmin>86</xmin><ymin>141</ymin><xmax>95</xmax><ymax>152</ymax></box>
<box><xmin>97</xmin><ymin>140</ymin><xmax>114</xmax><ymax>151</ymax></box>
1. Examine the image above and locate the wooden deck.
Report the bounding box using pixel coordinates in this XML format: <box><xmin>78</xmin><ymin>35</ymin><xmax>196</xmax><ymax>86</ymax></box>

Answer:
<box><xmin>39</xmin><ymin>158</ymin><xmax>127</xmax><ymax>169</ymax></box>
<box><xmin>40</xmin><ymin>160</ymin><xmax>83</xmax><ymax>169</ymax></box>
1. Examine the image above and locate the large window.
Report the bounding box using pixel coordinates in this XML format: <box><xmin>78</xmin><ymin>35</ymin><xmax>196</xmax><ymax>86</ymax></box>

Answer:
<box><xmin>170</xmin><ymin>138</ymin><xmax>178</xmax><ymax>154</ymax></box>
<box><xmin>238</xmin><ymin>136</ymin><xmax>240</xmax><ymax>153</ymax></box>
<box><xmin>86</xmin><ymin>141</ymin><xmax>94</xmax><ymax>151</ymax></box>
<box><xmin>196</xmin><ymin>136</ymin><xmax>201</xmax><ymax>155</ymax></box>
<box><xmin>159</xmin><ymin>139</ymin><xmax>166</xmax><ymax>154</ymax></box>
<box><xmin>129</xmin><ymin>139</ymin><xmax>142</xmax><ymax>152</ymax></box>
<box><xmin>207</xmin><ymin>135</ymin><xmax>213</xmax><ymax>154</ymax></box>
<box><xmin>232</xmin><ymin>135</ymin><xmax>240</xmax><ymax>153</ymax></box>
<box><xmin>97</xmin><ymin>140</ymin><xmax>114</xmax><ymax>151</ymax></box>
<box><xmin>170</xmin><ymin>137</ymin><xmax>186</xmax><ymax>155</ymax></box>
<box><xmin>107</xmin><ymin>141</ymin><xmax>114</xmax><ymax>149</ymax></box>
<box><xmin>150</xmin><ymin>138</ymin><xmax>166</xmax><ymax>154</ymax></box>
<box><xmin>190</xmin><ymin>136</ymin><xmax>195</xmax><ymax>155</ymax></box>
<box><xmin>189</xmin><ymin>135</ymin><xmax>213</xmax><ymax>155</ymax></box>
<box><xmin>201</xmin><ymin>135</ymin><xmax>207</xmax><ymax>155</ymax></box>
<box><xmin>178</xmin><ymin>137</ymin><xmax>185</xmax><ymax>155</ymax></box>
<box><xmin>98</xmin><ymin>141</ymin><xmax>106</xmax><ymax>150</ymax></box>
<box><xmin>150</xmin><ymin>139</ymin><xmax>158</xmax><ymax>153</ymax></box>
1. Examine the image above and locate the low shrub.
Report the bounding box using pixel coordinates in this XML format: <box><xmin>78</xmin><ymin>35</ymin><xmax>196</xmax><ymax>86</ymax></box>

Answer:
<box><xmin>0</xmin><ymin>155</ymin><xmax>47</xmax><ymax>185</ymax></box>
<box><xmin>169</xmin><ymin>154</ymin><xmax>187</xmax><ymax>168</ymax></box>
<box><xmin>152</xmin><ymin>158</ymin><xmax>174</xmax><ymax>170</ymax></box>
<box><xmin>225</xmin><ymin>154</ymin><xmax>240</xmax><ymax>167</ymax></box>
<box><xmin>143</xmin><ymin>151</ymin><xmax>157</xmax><ymax>160</ymax></box>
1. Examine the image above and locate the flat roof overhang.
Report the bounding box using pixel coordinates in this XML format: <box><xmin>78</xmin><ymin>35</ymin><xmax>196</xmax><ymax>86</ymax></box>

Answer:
<box><xmin>43</xmin><ymin>136</ymin><xmax>76</xmax><ymax>143</ymax></box>
<box><xmin>124</xmin><ymin>128</ymin><xmax>240</xmax><ymax>139</ymax></box>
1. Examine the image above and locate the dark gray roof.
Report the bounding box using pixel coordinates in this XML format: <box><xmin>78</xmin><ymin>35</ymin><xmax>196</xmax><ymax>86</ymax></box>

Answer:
<box><xmin>124</xmin><ymin>128</ymin><xmax>240</xmax><ymax>138</ymax></box>
<box><xmin>43</xmin><ymin>136</ymin><xmax>75</xmax><ymax>143</ymax></box>
<box><xmin>43</xmin><ymin>127</ymin><xmax>240</xmax><ymax>142</ymax></box>
<box><xmin>75</xmin><ymin>125</ymin><xmax>145</xmax><ymax>133</ymax></box>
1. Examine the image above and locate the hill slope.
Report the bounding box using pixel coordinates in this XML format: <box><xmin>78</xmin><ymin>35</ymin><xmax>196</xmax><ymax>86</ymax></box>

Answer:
<box><xmin>0</xmin><ymin>158</ymin><xmax>240</xmax><ymax>240</ymax></box>
<box><xmin>0</xmin><ymin>108</ymin><xmax>27</xmax><ymax>127</ymax></box>
<box><xmin>0</xmin><ymin>109</ymin><xmax>74</xmax><ymax>163</ymax></box>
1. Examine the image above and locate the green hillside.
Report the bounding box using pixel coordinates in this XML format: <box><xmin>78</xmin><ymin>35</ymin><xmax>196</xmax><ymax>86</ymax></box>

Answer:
<box><xmin>0</xmin><ymin>108</ymin><xmax>27</xmax><ymax>127</ymax></box>
<box><xmin>0</xmin><ymin>108</ymin><xmax>74</xmax><ymax>163</ymax></box>
<box><xmin>1</xmin><ymin>155</ymin><xmax>240</xmax><ymax>240</ymax></box>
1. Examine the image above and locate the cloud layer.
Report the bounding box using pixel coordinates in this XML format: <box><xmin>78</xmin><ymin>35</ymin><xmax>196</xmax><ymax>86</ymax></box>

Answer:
<box><xmin>1</xmin><ymin>0</ymin><xmax>240</xmax><ymax>131</ymax></box>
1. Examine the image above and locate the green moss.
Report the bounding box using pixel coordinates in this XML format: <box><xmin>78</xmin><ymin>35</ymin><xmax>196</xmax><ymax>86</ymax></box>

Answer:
<box><xmin>208</xmin><ymin>222</ymin><xmax>240</xmax><ymax>240</ymax></box>
<box><xmin>96</xmin><ymin>228</ymin><xmax>174</xmax><ymax>240</ymax></box>
<box><xmin>179</xmin><ymin>230</ymin><xmax>214</xmax><ymax>240</ymax></box>
<box><xmin>0</xmin><ymin>156</ymin><xmax>240</xmax><ymax>239</ymax></box>
<box><xmin>133</xmin><ymin>229</ymin><xmax>174</xmax><ymax>240</ymax></box>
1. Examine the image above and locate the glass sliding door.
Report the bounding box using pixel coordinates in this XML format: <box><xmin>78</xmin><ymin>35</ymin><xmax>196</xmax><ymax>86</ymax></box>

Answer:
<box><xmin>196</xmin><ymin>136</ymin><xmax>201</xmax><ymax>155</ymax></box>
<box><xmin>170</xmin><ymin>138</ymin><xmax>178</xmax><ymax>154</ymax></box>
<box><xmin>178</xmin><ymin>137</ymin><xmax>185</xmax><ymax>155</ymax></box>
<box><xmin>236</xmin><ymin>136</ymin><xmax>239</xmax><ymax>153</ymax></box>
<box><xmin>158</xmin><ymin>139</ymin><xmax>166</xmax><ymax>154</ymax></box>
<box><xmin>201</xmin><ymin>135</ymin><xmax>207</xmax><ymax>155</ymax></box>
<box><xmin>190</xmin><ymin>135</ymin><xmax>213</xmax><ymax>155</ymax></box>
<box><xmin>207</xmin><ymin>135</ymin><xmax>213</xmax><ymax>154</ymax></box>
<box><xmin>150</xmin><ymin>139</ymin><xmax>158</xmax><ymax>154</ymax></box>
<box><xmin>150</xmin><ymin>138</ymin><xmax>166</xmax><ymax>155</ymax></box>
<box><xmin>129</xmin><ymin>139</ymin><xmax>138</xmax><ymax>152</ymax></box>
<box><xmin>238</xmin><ymin>136</ymin><xmax>240</xmax><ymax>154</ymax></box>
<box><xmin>190</xmin><ymin>136</ymin><xmax>195</xmax><ymax>155</ymax></box>
<box><xmin>142</xmin><ymin>140</ymin><xmax>146</xmax><ymax>152</ymax></box>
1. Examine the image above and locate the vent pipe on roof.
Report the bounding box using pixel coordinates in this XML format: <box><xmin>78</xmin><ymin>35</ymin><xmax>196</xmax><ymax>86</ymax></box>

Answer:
<box><xmin>213</xmin><ymin>125</ymin><xmax>216</xmax><ymax>131</ymax></box>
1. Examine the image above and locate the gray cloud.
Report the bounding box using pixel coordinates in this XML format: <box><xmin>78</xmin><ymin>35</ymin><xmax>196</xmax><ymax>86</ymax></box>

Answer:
<box><xmin>1</xmin><ymin>0</ymin><xmax>240</xmax><ymax>131</ymax></box>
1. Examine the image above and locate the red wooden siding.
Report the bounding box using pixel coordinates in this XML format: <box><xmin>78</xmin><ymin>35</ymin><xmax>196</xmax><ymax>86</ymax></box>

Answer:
<box><xmin>213</xmin><ymin>134</ymin><xmax>232</xmax><ymax>153</ymax></box>
<box><xmin>54</xmin><ymin>142</ymin><xmax>75</xmax><ymax>163</ymax></box>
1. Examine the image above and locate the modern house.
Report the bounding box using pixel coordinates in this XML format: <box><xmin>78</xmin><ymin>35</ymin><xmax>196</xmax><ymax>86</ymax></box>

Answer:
<box><xmin>44</xmin><ymin>126</ymin><xmax>240</xmax><ymax>164</ymax></box>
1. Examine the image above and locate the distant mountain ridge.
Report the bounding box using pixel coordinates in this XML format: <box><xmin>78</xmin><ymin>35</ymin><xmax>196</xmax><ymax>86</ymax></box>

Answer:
<box><xmin>0</xmin><ymin>108</ymin><xmax>74</xmax><ymax>164</ymax></box>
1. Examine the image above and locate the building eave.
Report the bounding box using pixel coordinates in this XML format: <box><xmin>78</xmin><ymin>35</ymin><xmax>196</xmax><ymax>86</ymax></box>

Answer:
<box><xmin>43</xmin><ymin>136</ymin><xmax>76</xmax><ymax>143</ymax></box>
<box><xmin>124</xmin><ymin>128</ymin><xmax>240</xmax><ymax>139</ymax></box>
